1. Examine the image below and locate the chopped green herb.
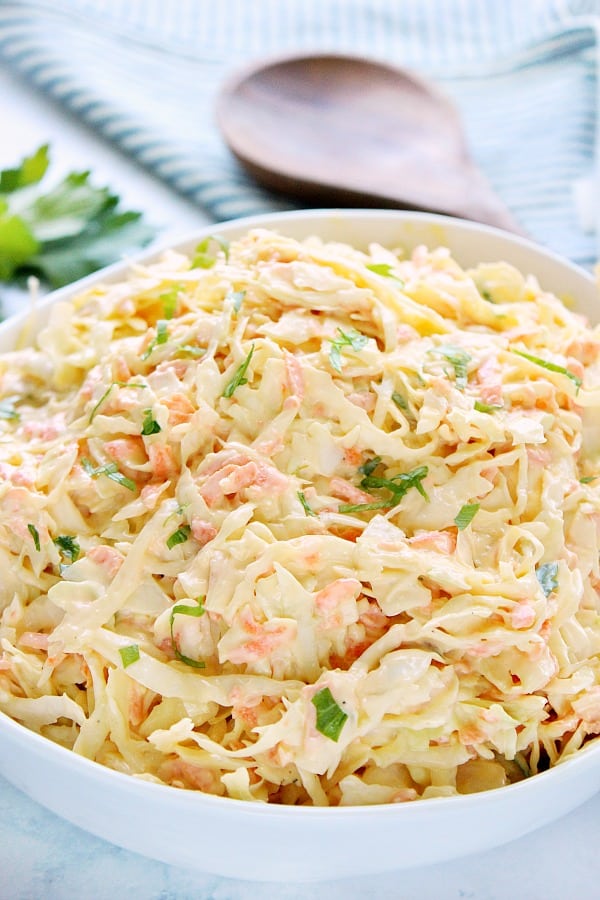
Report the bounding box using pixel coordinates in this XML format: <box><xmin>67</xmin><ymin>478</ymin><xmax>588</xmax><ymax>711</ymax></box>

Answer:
<box><xmin>27</xmin><ymin>523</ymin><xmax>41</xmax><ymax>551</ymax></box>
<box><xmin>511</xmin><ymin>349</ymin><xmax>582</xmax><ymax>390</ymax></box>
<box><xmin>580</xmin><ymin>475</ymin><xmax>599</xmax><ymax>484</ymax></box>
<box><xmin>119</xmin><ymin>644</ymin><xmax>140</xmax><ymax>668</ymax></box>
<box><xmin>536</xmin><ymin>561</ymin><xmax>559</xmax><ymax>597</ymax></box>
<box><xmin>454</xmin><ymin>502</ymin><xmax>480</xmax><ymax>530</ymax></box>
<box><xmin>311</xmin><ymin>687</ymin><xmax>348</xmax><ymax>742</ymax></box>
<box><xmin>166</xmin><ymin>524</ymin><xmax>191</xmax><ymax>550</ymax></box>
<box><xmin>53</xmin><ymin>534</ymin><xmax>80</xmax><ymax>564</ymax></box>
<box><xmin>360</xmin><ymin>464</ymin><xmax>430</xmax><ymax>502</ymax></box>
<box><xmin>141</xmin><ymin>408</ymin><xmax>161</xmax><ymax>436</ymax></box>
<box><xmin>297</xmin><ymin>490</ymin><xmax>317</xmax><ymax>517</ymax></box>
<box><xmin>429</xmin><ymin>346</ymin><xmax>471</xmax><ymax>390</ymax></box>
<box><xmin>329</xmin><ymin>327</ymin><xmax>368</xmax><ymax>373</ymax></box>
<box><xmin>341</xmin><ymin>463</ymin><xmax>429</xmax><ymax>514</ymax></box>
<box><xmin>223</xmin><ymin>345</ymin><xmax>254</xmax><ymax>398</ymax></box>
<box><xmin>358</xmin><ymin>456</ymin><xmax>382</xmax><ymax>477</ymax></box>
<box><xmin>89</xmin><ymin>383</ymin><xmax>115</xmax><ymax>422</ymax></box>
<box><xmin>81</xmin><ymin>458</ymin><xmax>137</xmax><ymax>492</ymax></box>
<box><xmin>88</xmin><ymin>381</ymin><xmax>145</xmax><ymax>423</ymax></box>
<box><xmin>169</xmin><ymin>597</ymin><xmax>206</xmax><ymax>669</ymax></box>
<box><xmin>160</xmin><ymin>286</ymin><xmax>180</xmax><ymax>319</ymax></box>
<box><xmin>0</xmin><ymin>144</ymin><xmax>154</xmax><ymax>288</ymax></box>
<box><xmin>0</xmin><ymin>143</ymin><xmax>49</xmax><ymax>194</ymax></box>
<box><xmin>0</xmin><ymin>397</ymin><xmax>19</xmax><ymax>421</ymax></box>
<box><xmin>227</xmin><ymin>289</ymin><xmax>245</xmax><ymax>313</ymax></box>
<box><xmin>338</xmin><ymin>499</ymin><xmax>390</xmax><ymax>514</ymax></box>
<box><xmin>391</xmin><ymin>392</ymin><xmax>410</xmax><ymax>413</ymax></box>
<box><xmin>479</xmin><ymin>288</ymin><xmax>494</xmax><ymax>303</ymax></box>
<box><xmin>191</xmin><ymin>234</ymin><xmax>230</xmax><ymax>268</ymax></box>
<box><xmin>141</xmin><ymin>319</ymin><xmax>169</xmax><ymax>360</ymax></box>
<box><xmin>175</xmin><ymin>344</ymin><xmax>205</xmax><ymax>358</ymax></box>
<box><xmin>474</xmin><ymin>400</ymin><xmax>503</xmax><ymax>414</ymax></box>
<box><xmin>366</xmin><ymin>262</ymin><xmax>404</xmax><ymax>285</ymax></box>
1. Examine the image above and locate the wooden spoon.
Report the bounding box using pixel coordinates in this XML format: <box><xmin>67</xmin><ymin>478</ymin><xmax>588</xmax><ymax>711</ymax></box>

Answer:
<box><xmin>216</xmin><ymin>53</ymin><xmax>522</xmax><ymax>233</ymax></box>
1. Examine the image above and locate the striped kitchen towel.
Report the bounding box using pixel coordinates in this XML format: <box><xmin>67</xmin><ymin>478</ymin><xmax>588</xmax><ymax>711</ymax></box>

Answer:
<box><xmin>0</xmin><ymin>0</ymin><xmax>599</xmax><ymax>266</ymax></box>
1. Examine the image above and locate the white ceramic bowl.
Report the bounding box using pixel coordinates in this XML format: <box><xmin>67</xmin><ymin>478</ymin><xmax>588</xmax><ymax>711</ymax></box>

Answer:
<box><xmin>0</xmin><ymin>210</ymin><xmax>599</xmax><ymax>882</ymax></box>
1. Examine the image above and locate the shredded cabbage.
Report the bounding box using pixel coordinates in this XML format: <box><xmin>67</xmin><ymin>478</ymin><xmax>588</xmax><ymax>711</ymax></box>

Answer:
<box><xmin>0</xmin><ymin>228</ymin><xmax>599</xmax><ymax>806</ymax></box>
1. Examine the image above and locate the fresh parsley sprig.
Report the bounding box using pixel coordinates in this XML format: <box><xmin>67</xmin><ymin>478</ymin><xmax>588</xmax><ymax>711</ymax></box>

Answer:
<box><xmin>0</xmin><ymin>144</ymin><xmax>154</xmax><ymax>288</ymax></box>
<box><xmin>340</xmin><ymin>459</ymin><xmax>429</xmax><ymax>513</ymax></box>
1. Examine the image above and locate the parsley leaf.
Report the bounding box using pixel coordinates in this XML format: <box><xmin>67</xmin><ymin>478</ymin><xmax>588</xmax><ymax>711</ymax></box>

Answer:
<box><xmin>536</xmin><ymin>561</ymin><xmax>559</xmax><ymax>597</ymax></box>
<box><xmin>580</xmin><ymin>475</ymin><xmax>599</xmax><ymax>484</ymax></box>
<box><xmin>0</xmin><ymin>145</ymin><xmax>154</xmax><ymax>287</ymax></box>
<box><xmin>0</xmin><ymin>144</ymin><xmax>49</xmax><ymax>193</ymax></box>
<box><xmin>166</xmin><ymin>524</ymin><xmax>191</xmax><ymax>550</ymax></box>
<box><xmin>27</xmin><ymin>523</ymin><xmax>41</xmax><ymax>551</ymax></box>
<box><xmin>454</xmin><ymin>502</ymin><xmax>480</xmax><ymax>530</ymax></box>
<box><xmin>341</xmin><ymin>461</ymin><xmax>429</xmax><ymax>514</ymax></box>
<box><xmin>141</xmin><ymin>408</ymin><xmax>161</xmax><ymax>436</ymax></box>
<box><xmin>429</xmin><ymin>345</ymin><xmax>471</xmax><ymax>390</ymax></box>
<box><xmin>223</xmin><ymin>345</ymin><xmax>254</xmax><ymax>398</ymax></box>
<box><xmin>119</xmin><ymin>644</ymin><xmax>140</xmax><ymax>668</ymax></box>
<box><xmin>169</xmin><ymin>597</ymin><xmax>206</xmax><ymax>669</ymax></box>
<box><xmin>53</xmin><ymin>534</ymin><xmax>80</xmax><ymax>564</ymax></box>
<box><xmin>360</xmin><ymin>464</ymin><xmax>430</xmax><ymax>502</ymax></box>
<box><xmin>311</xmin><ymin>687</ymin><xmax>348</xmax><ymax>741</ymax></box>
<box><xmin>329</xmin><ymin>327</ymin><xmax>368</xmax><ymax>373</ymax></box>
<box><xmin>511</xmin><ymin>349</ymin><xmax>582</xmax><ymax>391</ymax></box>
<box><xmin>81</xmin><ymin>457</ymin><xmax>137</xmax><ymax>492</ymax></box>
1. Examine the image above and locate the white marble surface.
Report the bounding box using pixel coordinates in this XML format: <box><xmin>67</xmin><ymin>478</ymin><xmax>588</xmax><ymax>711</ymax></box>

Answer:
<box><xmin>1</xmin><ymin>65</ymin><xmax>600</xmax><ymax>900</ymax></box>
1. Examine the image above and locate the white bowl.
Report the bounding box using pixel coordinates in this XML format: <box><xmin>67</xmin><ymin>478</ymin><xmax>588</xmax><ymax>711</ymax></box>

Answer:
<box><xmin>0</xmin><ymin>210</ymin><xmax>598</xmax><ymax>882</ymax></box>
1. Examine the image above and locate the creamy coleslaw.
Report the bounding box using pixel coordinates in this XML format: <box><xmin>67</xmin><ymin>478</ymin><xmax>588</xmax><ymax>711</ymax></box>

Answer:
<box><xmin>0</xmin><ymin>228</ymin><xmax>599</xmax><ymax>806</ymax></box>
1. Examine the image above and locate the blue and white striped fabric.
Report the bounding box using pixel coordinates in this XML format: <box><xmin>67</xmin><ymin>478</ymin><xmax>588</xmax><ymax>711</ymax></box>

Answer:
<box><xmin>0</xmin><ymin>0</ymin><xmax>599</xmax><ymax>265</ymax></box>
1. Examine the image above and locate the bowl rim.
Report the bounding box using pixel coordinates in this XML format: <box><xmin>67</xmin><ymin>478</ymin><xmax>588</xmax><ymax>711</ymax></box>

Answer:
<box><xmin>0</xmin><ymin>207</ymin><xmax>598</xmax><ymax>819</ymax></box>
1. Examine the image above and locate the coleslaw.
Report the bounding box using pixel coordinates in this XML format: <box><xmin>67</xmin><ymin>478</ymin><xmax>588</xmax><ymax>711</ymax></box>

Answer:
<box><xmin>0</xmin><ymin>227</ymin><xmax>599</xmax><ymax>806</ymax></box>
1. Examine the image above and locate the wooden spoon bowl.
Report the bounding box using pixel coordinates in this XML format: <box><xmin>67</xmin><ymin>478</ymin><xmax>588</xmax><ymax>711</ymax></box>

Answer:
<box><xmin>216</xmin><ymin>53</ymin><xmax>522</xmax><ymax>233</ymax></box>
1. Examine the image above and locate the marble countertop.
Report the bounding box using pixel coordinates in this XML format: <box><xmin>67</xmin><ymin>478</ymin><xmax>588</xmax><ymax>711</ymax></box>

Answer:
<box><xmin>0</xmin><ymin>65</ymin><xmax>599</xmax><ymax>900</ymax></box>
